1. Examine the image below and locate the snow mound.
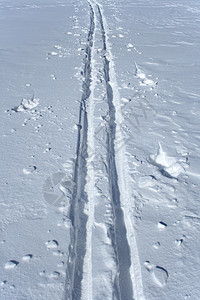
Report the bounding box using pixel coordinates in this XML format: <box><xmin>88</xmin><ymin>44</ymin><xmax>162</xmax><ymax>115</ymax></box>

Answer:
<box><xmin>149</xmin><ymin>142</ymin><xmax>184</xmax><ymax>178</ymax></box>
<box><xmin>12</xmin><ymin>96</ymin><xmax>39</xmax><ymax>112</ymax></box>
<box><xmin>134</xmin><ymin>62</ymin><xmax>156</xmax><ymax>86</ymax></box>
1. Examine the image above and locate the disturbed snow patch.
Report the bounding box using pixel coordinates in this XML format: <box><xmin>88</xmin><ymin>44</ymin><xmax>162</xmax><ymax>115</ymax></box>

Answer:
<box><xmin>144</xmin><ymin>261</ymin><xmax>169</xmax><ymax>287</ymax></box>
<box><xmin>12</xmin><ymin>96</ymin><xmax>39</xmax><ymax>112</ymax></box>
<box><xmin>149</xmin><ymin>142</ymin><xmax>185</xmax><ymax>178</ymax></box>
<box><xmin>134</xmin><ymin>62</ymin><xmax>156</xmax><ymax>87</ymax></box>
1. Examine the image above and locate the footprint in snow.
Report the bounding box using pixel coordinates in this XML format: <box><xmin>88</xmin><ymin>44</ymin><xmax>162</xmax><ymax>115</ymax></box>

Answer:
<box><xmin>22</xmin><ymin>254</ymin><xmax>33</xmax><ymax>261</ymax></box>
<box><xmin>57</xmin><ymin>261</ymin><xmax>65</xmax><ymax>268</ymax></box>
<box><xmin>5</xmin><ymin>260</ymin><xmax>19</xmax><ymax>269</ymax></box>
<box><xmin>1</xmin><ymin>280</ymin><xmax>8</xmax><ymax>286</ymax></box>
<box><xmin>153</xmin><ymin>242</ymin><xmax>160</xmax><ymax>249</ymax></box>
<box><xmin>49</xmin><ymin>271</ymin><xmax>60</xmax><ymax>279</ymax></box>
<box><xmin>157</xmin><ymin>221</ymin><xmax>167</xmax><ymax>230</ymax></box>
<box><xmin>39</xmin><ymin>270</ymin><xmax>60</xmax><ymax>279</ymax></box>
<box><xmin>23</xmin><ymin>165</ymin><xmax>37</xmax><ymax>175</ymax></box>
<box><xmin>144</xmin><ymin>261</ymin><xmax>169</xmax><ymax>287</ymax></box>
<box><xmin>53</xmin><ymin>250</ymin><xmax>64</xmax><ymax>256</ymax></box>
<box><xmin>45</xmin><ymin>240</ymin><xmax>59</xmax><ymax>249</ymax></box>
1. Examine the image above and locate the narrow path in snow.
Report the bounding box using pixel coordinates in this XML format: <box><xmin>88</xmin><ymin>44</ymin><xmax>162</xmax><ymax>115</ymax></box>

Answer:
<box><xmin>65</xmin><ymin>4</ymin><xmax>95</xmax><ymax>299</ymax></box>
<box><xmin>96</xmin><ymin>3</ymin><xmax>134</xmax><ymax>299</ymax></box>
<box><xmin>65</xmin><ymin>1</ymin><xmax>144</xmax><ymax>299</ymax></box>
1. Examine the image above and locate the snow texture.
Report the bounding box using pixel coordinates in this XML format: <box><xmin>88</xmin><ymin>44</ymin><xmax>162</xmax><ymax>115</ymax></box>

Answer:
<box><xmin>0</xmin><ymin>0</ymin><xmax>200</xmax><ymax>299</ymax></box>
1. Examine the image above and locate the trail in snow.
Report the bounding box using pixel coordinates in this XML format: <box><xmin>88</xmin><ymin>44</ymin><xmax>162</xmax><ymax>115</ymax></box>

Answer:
<box><xmin>65</xmin><ymin>4</ymin><xmax>95</xmax><ymax>299</ymax></box>
<box><xmin>81</xmin><ymin>3</ymin><xmax>96</xmax><ymax>299</ymax></box>
<box><xmin>65</xmin><ymin>1</ymin><xmax>144</xmax><ymax>299</ymax></box>
<box><xmin>96</xmin><ymin>3</ymin><xmax>134</xmax><ymax>299</ymax></box>
<box><xmin>1</xmin><ymin>0</ymin><xmax>200</xmax><ymax>299</ymax></box>
<box><xmin>95</xmin><ymin>3</ymin><xmax>144</xmax><ymax>299</ymax></box>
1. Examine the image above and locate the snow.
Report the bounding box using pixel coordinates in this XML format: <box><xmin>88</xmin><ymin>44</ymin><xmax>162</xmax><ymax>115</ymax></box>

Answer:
<box><xmin>149</xmin><ymin>142</ymin><xmax>185</xmax><ymax>178</ymax></box>
<box><xmin>13</xmin><ymin>96</ymin><xmax>39</xmax><ymax>112</ymax></box>
<box><xmin>1</xmin><ymin>0</ymin><xmax>200</xmax><ymax>299</ymax></box>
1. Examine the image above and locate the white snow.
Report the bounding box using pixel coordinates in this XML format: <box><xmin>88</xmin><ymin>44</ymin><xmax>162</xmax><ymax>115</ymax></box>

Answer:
<box><xmin>4</xmin><ymin>261</ymin><xmax>19</xmax><ymax>270</ymax></box>
<box><xmin>13</xmin><ymin>97</ymin><xmax>39</xmax><ymax>112</ymax></box>
<box><xmin>149</xmin><ymin>142</ymin><xmax>185</xmax><ymax>178</ymax></box>
<box><xmin>1</xmin><ymin>0</ymin><xmax>200</xmax><ymax>299</ymax></box>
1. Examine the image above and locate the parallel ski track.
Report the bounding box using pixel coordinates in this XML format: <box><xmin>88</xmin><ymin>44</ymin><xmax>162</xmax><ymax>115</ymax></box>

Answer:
<box><xmin>95</xmin><ymin>2</ymin><xmax>133</xmax><ymax>300</ymax></box>
<box><xmin>65</xmin><ymin>4</ymin><xmax>95</xmax><ymax>300</ymax></box>
<box><xmin>95</xmin><ymin>2</ymin><xmax>145</xmax><ymax>300</ymax></box>
<box><xmin>65</xmin><ymin>1</ymin><xmax>144</xmax><ymax>299</ymax></box>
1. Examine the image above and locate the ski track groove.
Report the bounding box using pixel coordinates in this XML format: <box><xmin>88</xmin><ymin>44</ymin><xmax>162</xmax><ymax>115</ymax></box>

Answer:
<box><xmin>65</xmin><ymin>1</ymin><xmax>145</xmax><ymax>299</ymax></box>
<box><xmin>96</xmin><ymin>2</ymin><xmax>133</xmax><ymax>300</ymax></box>
<box><xmin>81</xmin><ymin>3</ymin><xmax>97</xmax><ymax>300</ymax></box>
<box><xmin>95</xmin><ymin>3</ymin><xmax>145</xmax><ymax>299</ymax></box>
<box><xmin>65</xmin><ymin>4</ymin><xmax>95</xmax><ymax>300</ymax></box>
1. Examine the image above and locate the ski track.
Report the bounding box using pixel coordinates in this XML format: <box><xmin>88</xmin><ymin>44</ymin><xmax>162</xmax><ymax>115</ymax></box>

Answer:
<box><xmin>65</xmin><ymin>1</ymin><xmax>144</xmax><ymax>299</ymax></box>
<box><xmin>65</xmin><ymin>4</ymin><xmax>95</xmax><ymax>300</ymax></box>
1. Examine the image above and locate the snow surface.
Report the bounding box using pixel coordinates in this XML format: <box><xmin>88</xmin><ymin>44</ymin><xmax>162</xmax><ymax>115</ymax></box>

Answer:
<box><xmin>0</xmin><ymin>0</ymin><xmax>200</xmax><ymax>299</ymax></box>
